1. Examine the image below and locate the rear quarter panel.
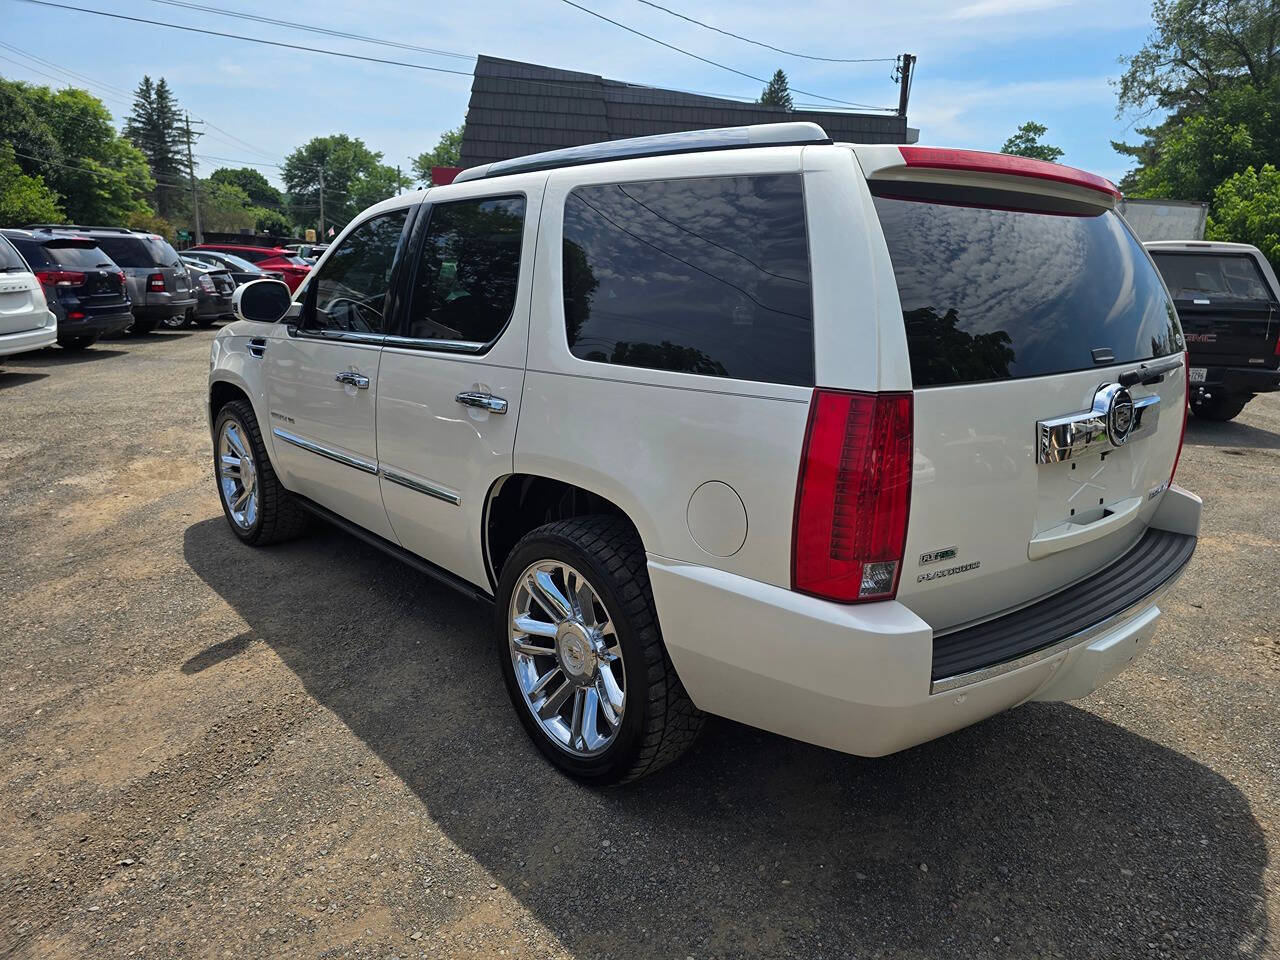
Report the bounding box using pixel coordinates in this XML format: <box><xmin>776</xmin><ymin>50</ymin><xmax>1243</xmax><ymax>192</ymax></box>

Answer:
<box><xmin>517</xmin><ymin>147</ymin><xmax>886</xmax><ymax>588</ymax></box>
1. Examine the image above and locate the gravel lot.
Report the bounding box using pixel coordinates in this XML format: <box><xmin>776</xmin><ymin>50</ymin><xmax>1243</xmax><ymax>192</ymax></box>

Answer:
<box><xmin>0</xmin><ymin>330</ymin><xmax>1276</xmax><ymax>960</ymax></box>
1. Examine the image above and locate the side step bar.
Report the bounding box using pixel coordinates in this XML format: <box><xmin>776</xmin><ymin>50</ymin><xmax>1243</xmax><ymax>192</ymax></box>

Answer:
<box><xmin>292</xmin><ymin>495</ymin><xmax>493</xmax><ymax>605</ymax></box>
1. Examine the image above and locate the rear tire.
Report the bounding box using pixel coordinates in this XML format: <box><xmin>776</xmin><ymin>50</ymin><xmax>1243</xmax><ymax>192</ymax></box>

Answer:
<box><xmin>58</xmin><ymin>336</ymin><xmax>98</xmax><ymax>351</ymax></box>
<box><xmin>1191</xmin><ymin>394</ymin><xmax>1248</xmax><ymax>421</ymax></box>
<box><xmin>161</xmin><ymin>310</ymin><xmax>190</xmax><ymax>329</ymax></box>
<box><xmin>130</xmin><ymin>318</ymin><xmax>157</xmax><ymax>335</ymax></box>
<box><xmin>495</xmin><ymin>515</ymin><xmax>703</xmax><ymax>784</ymax></box>
<box><xmin>213</xmin><ymin>399</ymin><xmax>308</xmax><ymax>546</ymax></box>
<box><xmin>196</xmin><ymin>313</ymin><xmax>218</xmax><ymax>328</ymax></box>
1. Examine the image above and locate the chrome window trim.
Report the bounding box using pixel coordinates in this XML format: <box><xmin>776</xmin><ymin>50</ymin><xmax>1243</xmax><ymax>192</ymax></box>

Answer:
<box><xmin>271</xmin><ymin>427</ymin><xmax>378</xmax><ymax>475</ymax></box>
<box><xmin>381</xmin><ymin>467</ymin><xmax>462</xmax><ymax>505</ymax></box>
<box><xmin>292</xmin><ymin>328</ymin><xmax>386</xmax><ymax>347</ymax></box>
<box><xmin>929</xmin><ymin>559</ymin><xmax>1188</xmax><ymax>694</ymax></box>
<box><xmin>381</xmin><ymin>334</ymin><xmax>487</xmax><ymax>354</ymax></box>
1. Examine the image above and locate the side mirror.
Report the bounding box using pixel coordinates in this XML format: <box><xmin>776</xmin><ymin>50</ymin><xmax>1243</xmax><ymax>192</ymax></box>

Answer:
<box><xmin>232</xmin><ymin>278</ymin><xmax>293</xmax><ymax>323</ymax></box>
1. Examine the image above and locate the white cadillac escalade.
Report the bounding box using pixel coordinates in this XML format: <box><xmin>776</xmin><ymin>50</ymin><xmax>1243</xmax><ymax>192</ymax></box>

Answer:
<box><xmin>206</xmin><ymin>123</ymin><xmax>1201</xmax><ymax>783</ymax></box>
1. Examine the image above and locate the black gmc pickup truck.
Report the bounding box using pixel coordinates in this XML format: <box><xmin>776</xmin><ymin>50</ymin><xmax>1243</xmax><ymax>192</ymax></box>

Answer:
<box><xmin>1146</xmin><ymin>241</ymin><xmax>1280</xmax><ymax>421</ymax></box>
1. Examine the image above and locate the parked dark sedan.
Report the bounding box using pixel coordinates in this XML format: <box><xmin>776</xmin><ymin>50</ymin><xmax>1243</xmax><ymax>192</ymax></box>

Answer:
<box><xmin>180</xmin><ymin>249</ymin><xmax>285</xmax><ymax>287</ymax></box>
<box><xmin>0</xmin><ymin>228</ymin><xmax>133</xmax><ymax>350</ymax></box>
<box><xmin>174</xmin><ymin>257</ymin><xmax>236</xmax><ymax>327</ymax></box>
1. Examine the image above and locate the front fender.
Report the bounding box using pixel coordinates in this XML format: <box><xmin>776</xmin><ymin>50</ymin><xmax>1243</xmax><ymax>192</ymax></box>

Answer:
<box><xmin>208</xmin><ymin>330</ymin><xmax>281</xmax><ymax>474</ymax></box>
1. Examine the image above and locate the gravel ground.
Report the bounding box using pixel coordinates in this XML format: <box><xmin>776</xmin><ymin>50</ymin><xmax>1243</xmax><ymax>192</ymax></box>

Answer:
<box><xmin>0</xmin><ymin>330</ymin><xmax>1276</xmax><ymax>960</ymax></box>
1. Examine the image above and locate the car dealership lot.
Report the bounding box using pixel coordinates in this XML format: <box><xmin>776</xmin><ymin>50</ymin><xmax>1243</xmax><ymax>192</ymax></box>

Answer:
<box><xmin>0</xmin><ymin>332</ymin><xmax>1276</xmax><ymax>959</ymax></box>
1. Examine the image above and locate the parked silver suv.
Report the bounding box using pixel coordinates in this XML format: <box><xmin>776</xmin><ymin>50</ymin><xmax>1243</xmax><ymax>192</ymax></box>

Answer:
<box><xmin>26</xmin><ymin>225</ymin><xmax>195</xmax><ymax>333</ymax></box>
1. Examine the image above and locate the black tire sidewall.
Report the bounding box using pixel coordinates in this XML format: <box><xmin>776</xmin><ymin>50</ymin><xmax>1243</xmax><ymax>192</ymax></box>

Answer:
<box><xmin>495</xmin><ymin>528</ymin><xmax>650</xmax><ymax>783</ymax></box>
<box><xmin>213</xmin><ymin>403</ymin><xmax>266</xmax><ymax>543</ymax></box>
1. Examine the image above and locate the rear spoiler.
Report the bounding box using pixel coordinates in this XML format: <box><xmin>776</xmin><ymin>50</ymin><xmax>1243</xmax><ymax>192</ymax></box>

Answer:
<box><xmin>852</xmin><ymin>145</ymin><xmax>1121</xmax><ymax>208</ymax></box>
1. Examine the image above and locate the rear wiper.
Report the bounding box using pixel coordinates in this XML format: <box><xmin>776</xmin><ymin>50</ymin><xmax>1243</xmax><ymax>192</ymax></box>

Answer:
<box><xmin>1118</xmin><ymin>356</ymin><xmax>1184</xmax><ymax>387</ymax></box>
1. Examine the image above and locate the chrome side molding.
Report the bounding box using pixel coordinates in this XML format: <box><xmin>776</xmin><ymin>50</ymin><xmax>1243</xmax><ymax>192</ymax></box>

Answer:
<box><xmin>1037</xmin><ymin>382</ymin><xmax>1160</xmax><ymax>465</ymax></box>
<box><xmin>271</xmin><ymin>427</ymin><xmax>378</xmax><ymax>474</ymax></box>
<box><xmin>381</xmin><ymin>467</ymin><xmax>462</xmax><ymax>506</ymax></box>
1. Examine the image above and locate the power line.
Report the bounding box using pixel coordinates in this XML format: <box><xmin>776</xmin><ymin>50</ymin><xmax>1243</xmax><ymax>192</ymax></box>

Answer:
<box><xmin>13</xmin><ymin>1</ymin><xmax>478</xmax><ymax>78</ymax></box>
<box><xmin>12</xmin><ymin>0</ymin><xmax>895</xmax><ymax>113</ymax></box>
<box><xmin>141</xmin><ymin>0</ymin><xmax>476</xmax><ymax>62</ymax></box>
<box><xmin>0</xmin><ymin>39</ymin><xmax>283</xmax><ymax>162</ymax></box>
<box><xmin>632</xmin><ymin>0</ymin><xmax>897</xmax><ymax>64</ymax></box>
<box><xmin>558</xmin><ymin>0</ymin><xmax>891</xmax><ymax>109</ymax></box>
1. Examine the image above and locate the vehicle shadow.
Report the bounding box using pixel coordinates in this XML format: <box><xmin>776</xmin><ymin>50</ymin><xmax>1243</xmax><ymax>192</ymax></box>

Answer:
<box><xmin>1185</xmin><ymin>417</ymin><xmax>1280</xmax><ymax>450</ymax></box>
<box><xmin>182</xmin><ymin>518</ymin><xmax>1270</xmax><ymax>958</ymax></box>
<box><xmin>0</xmin><ymin>371</ymin><xmax>50</xmax><ymax>389</ymax></box>
<box><xmin>3</xmin><ymin>347</ymin><xmax>128</xmax><ymax>366</ymax></box>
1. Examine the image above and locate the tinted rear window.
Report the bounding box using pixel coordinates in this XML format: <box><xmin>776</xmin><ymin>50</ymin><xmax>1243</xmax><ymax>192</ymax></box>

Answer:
<box><xmin>0</xmin><ymin>235</ymin><xmax>27</xmax><ymax>271</ymax></box>
<box><xmin>562</xmin><ymin>174</ymin><xmax>813</xmax><ymax>386</ymax></box>
<box><xmin>45</xmin><ymin>243</ymin><xmax>116</xmax><ymax>270</ymax></box>
<box><xmin>6</xmin><ymin>237</ymin><xmax>51</xmax><ymax>268</ymax></box>
<box><xmin>873</xmin><ymin>192</ymin><xmax>1180</xmax><ymax>387</ymax></box>
<box><xmin>1149</xmin><ymin>252</ymin><xmax>1275</xmax><ymax>303</ymax></box>
<box><xmin>94</xmin><ymin>236</ymin><xmax>155</xmax><ymax>267</ymax></box>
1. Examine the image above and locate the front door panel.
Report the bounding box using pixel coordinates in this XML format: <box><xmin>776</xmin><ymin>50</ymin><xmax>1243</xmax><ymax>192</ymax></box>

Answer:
<box><xmin>265</xmin><ymin>333</ymin><xmax>394</xmax><ymax>540</ymax></box>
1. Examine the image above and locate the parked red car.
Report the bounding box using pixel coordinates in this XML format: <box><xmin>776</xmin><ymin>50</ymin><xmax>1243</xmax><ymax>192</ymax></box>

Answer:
<box><xmin>191</xmin><ymin>244</ymin><xmax>311</xmax><ymax>292</ymax></box>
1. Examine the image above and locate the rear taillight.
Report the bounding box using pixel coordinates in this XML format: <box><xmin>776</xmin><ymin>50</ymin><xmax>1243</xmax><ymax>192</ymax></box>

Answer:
<box><xmin>67</xmin><ymin>310</ymin><xmax>86</xmax><ymax>320</ymax></box>
<box><xmin>792</xmin><ymin>390</ymin><xmax>914</xmax><ymax>603</ymax></box>
<box><xmin>1170</xmin><ymin>352</ymin><xmax>1189</xmax><ymax>483</ymax></box>
<box><xmin>34</xmin><ymin>269</ymin><xmax>86</xmax><ymax>287</ymax></box>
<box><xmin>198</xmin><ymin>274</ymin><xmax>215</xmax><ymax>293</ymax></box>
<box><xmin>147</xmin><ymin>272</ymin><xmax>166</xmax><ymax>293</ymax></box>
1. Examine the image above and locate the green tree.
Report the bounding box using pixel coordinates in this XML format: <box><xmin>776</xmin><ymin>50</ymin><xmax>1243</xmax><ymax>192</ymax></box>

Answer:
<box><xmin>0</xmin><ymin>142</ymin><xmax>64</xmax><ymax>226</ymax></box>
<box><xmin>1207</xmin><ymin>164</ymin><xmax>1280</xmax><ymax>267</ymax></box>
<box><xmin>1000</xmin><ymin>121</ymin><xmax>1065</xmax><ymax>162</ymax></box>
<box><xmin>209</xmin><ymin>166</ymin><xmax>282</xmax><ymax>210</ymax></box>
<box><xmin>1114</xmin><ymin>0</ymin><xmax>1280</xmax><ymax>199</ymax></box>
<box><xmin>0</xmin><ymin>77</ymin><xmax>62</xmax><ymax>177</ymax></box>
<box><xmin>410</xmin><ymin>124</ymin><xmax>464</xmax><ymax>186</ymax></box>
<box><xmin>281</xmin><ymin>134</ymin><xmax>405</xmax><ymax>233</ymax></box>
<box><xmin>30</xmin><ymin>85</ymin><xmax>155</xmax><ymax>224</ymax></box>
<box><xmin>252</xmin><ymin>207</ymin><xmax>293</xmax><ymax>236</ymax></box>
<box><xmin>124</xmin><ymin>75</ymin><xmax>192</xmax><ymax>219</ymax></box>
<box><xmin>199</xmin><ymin>180</ymin><xmax>255</xmax><ymax>233</ymax></box>
<box><xmin>759</xmin><ymin>69</ymin><xmax>793</xmax><ymax>110</ymax></box>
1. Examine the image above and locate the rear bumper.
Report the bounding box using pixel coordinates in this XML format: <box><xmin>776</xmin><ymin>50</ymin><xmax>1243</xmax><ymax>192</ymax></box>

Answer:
<box><xmin>195</xmin><ymin>295</ymin><xmax>234</xmax><ymax>319</ymax></box>
<box><xmin>1193</xmin><ymin>364</ymin><xmax>1280</xmax><ymax>395</ymax></box>
<box><xmin>135</xmin><ymin>296</ymin><xmax>198</xmax><ymax>319</ymax></box>
<box><xmin>55</xmin><ymin>307</ymin><xmax>133</xmax><ymax>338</ymax></box>
<box><xmin>0</xmin><ymin>316</ymin><xmax>58</xmax><ymax>356</ymax></box>
<box><xmin>649</xmin><ymin>485</ymin><xmax>1201</xmax><ymax>758</ymax></box>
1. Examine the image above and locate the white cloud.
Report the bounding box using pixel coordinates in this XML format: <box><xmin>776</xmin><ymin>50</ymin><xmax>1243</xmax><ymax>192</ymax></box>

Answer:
<box><xmin>950</xmin><ymin>0</ymin><xmax>1071</xmax><ymax>20</ymax></box>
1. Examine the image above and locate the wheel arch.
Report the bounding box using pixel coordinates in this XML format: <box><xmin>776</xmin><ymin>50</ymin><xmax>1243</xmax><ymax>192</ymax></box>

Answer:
<box><xmin>208</xmin><ymin>373</ymin><xmax>284</xmax><ymax>476</ymax></box>
<box><xmin>483</xmin><ymin>474</ymin><xmax>651</xmax><ymax>590</ymax></box>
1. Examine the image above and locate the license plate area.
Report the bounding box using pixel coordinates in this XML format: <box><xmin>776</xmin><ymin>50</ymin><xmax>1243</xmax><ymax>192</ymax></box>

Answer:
<box><xmin>1189</xmin><ymin>367</ymin><xmax>1207</xmax><ymax>383</ymax></box>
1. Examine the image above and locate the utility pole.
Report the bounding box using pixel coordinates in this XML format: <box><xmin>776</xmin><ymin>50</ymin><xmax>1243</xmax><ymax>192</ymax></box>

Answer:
<box><xmin>184</xmin><ymin>112</ymin><xmax>202</xmax><ymax>245</ymax></box>
<box><xmin>896</xmin><ymin>53</ymin><xmax>916</xmax><ymax>119</ymax></box>
<box><xmin>396</xmin><ymin>164</ymin><xmax>402</xmax><ymax>196</ymax></box>
<box><xmin>317</xmin><ymin>166</ymin><xmax>325</xmax><ymax>239</ymax></box>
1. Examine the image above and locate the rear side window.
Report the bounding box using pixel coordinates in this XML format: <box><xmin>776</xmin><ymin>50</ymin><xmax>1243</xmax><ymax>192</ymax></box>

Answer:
<box><xmin>405</xmin><ymin>195</ymin><xmax>526</xmax><ymax>345</ymax></box>
<box><xmin>7</xmin><ymin>238</ymin><xmax>51</xmax><ymax>269</ymax></box>
<box><xmin>0</xmin><ymin>235</ymin><xmax>28</xmax><ymax>271</ymax></box>
<box><xmin>562</xmin><ymin>175</ymin><xmax>813</xmax><ymax>386</ymax></box>
<box><xmin>873</xmin><ymin>192</ymin><xmax>1180</xmax><ymax>387</ymax></box>
<box><xmin>94</xmin><ymin>236</ymin><xmax>155</xmax><ymax>267</ymax></box>
<box><xmin>1149</xmin><ymin>252</ymin><xmax>1275</xmax><ymax>303</ymax></box>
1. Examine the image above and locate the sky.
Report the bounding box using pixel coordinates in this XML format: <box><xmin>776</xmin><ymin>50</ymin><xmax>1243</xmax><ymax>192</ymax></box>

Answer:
<box><xmin>1</xmin><ymin>0</ymin><xmax>1163</xmax><ymax>187</ymax></box>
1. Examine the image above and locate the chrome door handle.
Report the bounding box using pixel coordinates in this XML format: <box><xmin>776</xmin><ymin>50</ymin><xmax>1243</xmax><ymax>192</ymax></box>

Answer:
<box><xmin>455</xmin><ymin>391</ymin><xmax>508</xmax><ymax>414</ymax></box>
<box><xmin>335</xmin><ymin>371</ymin><xmax>370</xmax><ymax>389</ymax></box>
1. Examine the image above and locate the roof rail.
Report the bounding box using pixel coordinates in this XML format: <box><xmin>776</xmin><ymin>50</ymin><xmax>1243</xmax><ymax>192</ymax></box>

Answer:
<box><xmin>454</xmin><ymin>121</ymin><xmax>831</xmax><ymax>184</ymax></box>
<box><xmin>24</xmin><ymin>224</ymin><xmax>138</xmax><ymax>234</ymax></box>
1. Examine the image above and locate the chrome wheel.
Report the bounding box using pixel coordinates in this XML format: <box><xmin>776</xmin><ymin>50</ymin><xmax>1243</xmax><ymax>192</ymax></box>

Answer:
<box><xmin>509</xmin><ymin>560</ymin><xmax>626</xmax><ymax>757</ymax></box>
<box><xmin>217</xmin><ymin>419</ymin><xmax>259</xmax><ymax>530</ymax></box>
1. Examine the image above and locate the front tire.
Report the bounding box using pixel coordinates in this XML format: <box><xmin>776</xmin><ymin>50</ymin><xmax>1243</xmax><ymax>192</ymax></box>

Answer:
<box><xmin>213</xmin><ymin>399</ymin><xmax>308</xmax><ymax>545</ymax></box>
<box><xmin>495</xmin><ymin>515</ymin><xmax>703</xmax><ymax>784</ymax></box>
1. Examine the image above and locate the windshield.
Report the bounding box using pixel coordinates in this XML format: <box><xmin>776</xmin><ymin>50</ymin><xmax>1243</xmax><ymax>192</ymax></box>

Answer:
<box><xmin>1149</xmin><ymin>252</ymin><xmax>1275</xmax><ymax>303</ymax></box>
<box><xmin>0</xmin><ymin>235</ymin><xmax>28</xmax><ymax>272</ymax></box>
<box><xmin>873</xmin><ymin>191</ymin><xmax>1181</xmax><ymax>387</ymax></box>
